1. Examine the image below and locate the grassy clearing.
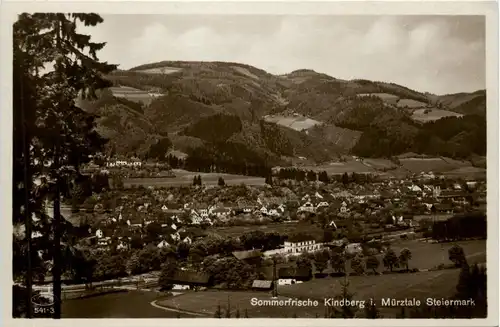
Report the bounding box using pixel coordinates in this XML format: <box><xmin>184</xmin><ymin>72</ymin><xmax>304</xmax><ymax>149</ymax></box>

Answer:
<box><xmin>279</xmin><ymin>269</ymin><xmax>461</xmax><ymax>302</ymax></box>
<box><xmin>124</xmin><ymin>169</ymin><xmax>265</xmax><ymax>188</ymax></box>
<box><xmin>442</xmin><ymin>167</ymin><xmax>486</xmax><ymax>179</ymax></box>
<box><xmin>386</xmin><ymin>239</ymin><xmax>486</xmax><ymax>270</ymax></box>
<box><xmin>134</xmin><ymin>66</ymin><xmax>183</xmax><ymax>75</ymax></box>
<box><xmin>154</xmin><ymin>240</ymin><xmax>485</xmax><ymax>318</ymax></box>
<box><xmin>397</xmin><ymin>99</ymin><xmax>428</xmax><ymax>108</ymax></box>
<box><xmin>357</xmin><ymin>93</ymin><xmax>399</xmax><ymax>105</ymax></box>
<box><xmin>399</xmin><ymin>158</ymin><xmax>463</xmax><ymax>173</ymax></box>
<box><xmin>411</xmin><ymin>108</ymin><xmax>463</xmax><ymax>122</ymax></box>
<box><xmin>109</xmin><ymin>86</ymin><xmax>155</xmax><ymax>105</ymax></box>
<box><xmin>301</xmin><ymin>160</ymin><xmax>375</xmax><ymax>175</ymax></box>
<box><xmin>157</xmin><ymin>290</ymin><xmax>326</xmax><ymax>318</ymax></box>
<box><xmin>307</xmin><ymin>124</ymin><xmax>362</xmax><ymax>150</ymax></box>
<box><xmin>263</xmin><ymin>114</ymin><xmax>322</xmax><ymax>131</ymax></box>
<box><xmin>362</xmin><ymin>158</ymin><xmax>397</xmax><ymax>170</ymax></box>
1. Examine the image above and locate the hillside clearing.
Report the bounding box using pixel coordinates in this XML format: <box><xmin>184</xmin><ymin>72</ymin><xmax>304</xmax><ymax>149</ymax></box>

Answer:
<box><xmin>263</xmin><ymin>114</ymin><xmax>322</xmax><ymax>131</ymax></box>
<box><xmin>397</xmin><ymin>98</ymin><xmax>428</xmax><ymax>108</ymax></box>
<box><xmin>411</xmin><ymin>108</ymin><xmax>463</xmax><ymax>122</ymax></box>
<box><xmin>231</xmin><ymin>66</ymin><xmax>260</xmax><ymax>80</ymax></box>
<box><xmin>357</xmin><ymin>93</ymin><xmax>399</xmax><ymax>105</ymax></box>
<box><xmin>134</xmin><ymin>66</ymin><xmax>183</xmax><ymax>75</ymax></box>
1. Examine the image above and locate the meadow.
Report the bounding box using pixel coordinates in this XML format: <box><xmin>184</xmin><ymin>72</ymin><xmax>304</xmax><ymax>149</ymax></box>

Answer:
<box><xmin>134</xmin><ymin>66</ymin><xmax>183</xmax><ymax>75</ymax></box>
<box><xmin>277</xmin><ymin>239</ymin><xmax>486</xmax><ymax>317</ymax></box>
<box><xmin>109</xmin><ymin>86</ymin><xmax>156</xmax><ymax>105</ymax></box>
<box><xmin>361</xmin><ymin>158</ymin><xmax>397</xmax><ymax>170</ymax></box>
<box><xmin>263</xmin><ymin>114</ymin><xmax>322</xmax><ymax>131</ymax></box>
<box><xmin>301</xmin><ymin>160</ymin><xmax>375</xmax><ymax>175</ymax></box>
<box><xmin>357</xmin><ymin>93</ymin><xmax>399</xmax><ymax>105</ymax></box>
<box><xmin>153</xmin><ymin>239</ymin><xmax>486</xmax><ymax>318</ymax></box>
<box><xmin>397</xmin><ymin>98</ymin><xmax>428</xmax><ymax>108</ymax></box>
<box><xmin>399</xmin><ymin>157</ymin><xmax>465</xmax><ymax>173</ymax></box>
<box><xmin>411</xmin><ymin>108</ymin><xmax>464</xmax><ymax>123</ymax></box>
<box><xmin>124</xmin><ymin>169</ymin><xmax>265</xmax><ymax>188</ymax></box>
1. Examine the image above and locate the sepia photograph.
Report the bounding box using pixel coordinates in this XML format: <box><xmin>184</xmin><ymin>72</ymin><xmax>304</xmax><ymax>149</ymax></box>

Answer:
<box><xmin>4</xmin><ymin>1</ymin><xmax>498</xmax><ymax>325</ymax></box>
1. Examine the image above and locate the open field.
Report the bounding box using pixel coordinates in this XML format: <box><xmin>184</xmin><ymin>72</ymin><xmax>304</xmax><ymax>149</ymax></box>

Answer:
<box><xmin>157</xmin><ymin>237</ymin><xmax>485</xmax><ymax>318</ymax></box>
<box><xmin>278</xmin><ymin>239</ymin><xmax>485</xmax><ymax>317</ymax></box>
<box><xmin>279</xmin><ymin>269</ymin><xmax>460</xmax><ymax>301</ymax></box>
<box><xmin>387</xmin><ymin>239</ymin><xmax>486</xmax><ymax>270</ymax></box>
<box><xmin>397</xmin><ymin>99</ymin><xmax>428</xmax><ymax>108</ymax></box>
<box><xmin>411</xmin><ymin>108</ymin><xmax>463</xmax><ymax>122</ymax></box>
<box><xmin>357</xmin><ymin>93</ymin><xmax>399</xmax><ymax>105</ymax></box>
<box><xmin>158</xmin><ymin>291</ymin><xmax>285</xmax><ymax>316</ymax></box>
<box><xmin>399</xmin><ymin>157</ymin><xmax>466</xmax><ymax>173</ymax></box>
<box><xmin>124</xmin><ymin>169</ymin><xmax>265</xmax><ymax>188</ymax></box>
<box><xmin>263</xmin><ymin>114</ymin><xmax>322</xmax><ymax>131</ymax></box>
<box><xmin>442</xmin><ymin>166</ymin><xmax>486</xmax><ymax>179</ymax></box>
<box><xmin>157</xmin><ymin>290</ymin><xmax>325</xmax><ymax>318</ymax></box>
<box><xmin>362</xmin><ymin>158</ymin><xmax>397</xmax><ymax>170</ymax></box>
<box><xmin>134</xmin><ymin>66</ymin><xmax>183</xmax><ymax>75</ymax></box>
<box><xmin>279</xmin><ymin>269</ymin><xmax>461</xmax><ymax>317</ymax></box>
<box><xmin>307</xmin><ymin>124</ymin><xmax>362</xmax><ymax>150</ymax></box>
<box><xmin>109</xmin><ymin>86</ymin><xmax>157</xmax><ymax>105</ymax></box>
<box><xmin>300</xmin><ymin>160</ymin><xmax>375</xmax><ymax>175</ymax></box>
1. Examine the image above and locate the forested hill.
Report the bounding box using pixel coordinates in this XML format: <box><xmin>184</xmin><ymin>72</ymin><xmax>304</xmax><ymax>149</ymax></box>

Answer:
<box><xmin>75</xmin><ymin>60</ymin><xmax>486</xmax><ymax>166</ymax></box>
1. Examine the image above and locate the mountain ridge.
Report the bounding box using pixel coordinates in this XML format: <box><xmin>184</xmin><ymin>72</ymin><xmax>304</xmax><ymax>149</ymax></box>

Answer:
<box><xmin>76</xmin><ymin>60</ymin><xmax>486</xmax><ymax>166</ymax></box>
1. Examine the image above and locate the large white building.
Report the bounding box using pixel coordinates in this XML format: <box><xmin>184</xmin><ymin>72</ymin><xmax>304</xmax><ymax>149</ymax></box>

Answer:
<box><xmin>284</xmin><ymin>240</ymin><xmax>322</xmax><ymax>254</ymax></box>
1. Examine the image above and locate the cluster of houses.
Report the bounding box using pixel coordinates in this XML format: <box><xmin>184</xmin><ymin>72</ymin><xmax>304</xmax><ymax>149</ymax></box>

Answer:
<box><xmin>75</xmin><ymin>175</ymin><xmax>485</xmax><ymax>252</ymax></box>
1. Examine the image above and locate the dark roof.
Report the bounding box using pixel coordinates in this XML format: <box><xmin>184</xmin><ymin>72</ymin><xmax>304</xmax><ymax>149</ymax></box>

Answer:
<box><xmin>167</xmin><ymin>270</ymin><xmax>211</xmax><ymax>285</ymax></box>
<box><xmin>232</xmin><ymin>250</ymin><xmax>262</xmax><ymax>260</ymax></box>
<box><xmin>252</xmin><ymin>280</ymin><xmax>273</xmax><ymax>289</ymax></box>
<box><xmin>278</xmin><ymin>267</ymin><xmax>312</xmax><ymax>280</ymax></box>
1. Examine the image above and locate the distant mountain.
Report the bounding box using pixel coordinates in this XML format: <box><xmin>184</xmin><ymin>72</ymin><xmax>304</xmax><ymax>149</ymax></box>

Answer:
<box><xmin>76</xmin><ymin>60</ymin><xmax>486</xmax><ymax>164</ymax></box>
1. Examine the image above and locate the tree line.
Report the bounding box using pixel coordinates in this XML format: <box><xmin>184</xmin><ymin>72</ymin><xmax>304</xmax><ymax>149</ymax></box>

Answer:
<box><xmin>351</xmin><ymin>115</ymin><xmax>486</xmax><ymax>159</ymax></box>
<box><xmin>276</xmin><ymin>168</ymin><xmax>374</xmax><ymax>185</ymax></box>
<box><xmin>431</xmin><ymin>212</ymin><xmax>486</xmax><ymax>241</ymax></box>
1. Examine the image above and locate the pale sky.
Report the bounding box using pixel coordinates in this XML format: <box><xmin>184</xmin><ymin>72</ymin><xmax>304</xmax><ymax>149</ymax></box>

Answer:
<box><xmin>80</xmin><ymin>15</ymin><xmax>486</xmax><ymax>95</ymax></box>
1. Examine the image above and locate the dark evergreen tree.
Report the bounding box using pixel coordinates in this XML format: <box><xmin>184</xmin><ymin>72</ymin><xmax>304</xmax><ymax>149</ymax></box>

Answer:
<box><xmin>13</xmin><ymin>13</ymin><xmax>116</xmax><ymax>318</ymax></box>
<box><xmin>342</xmin><ymin>172</ymin><xmax>349</xmax><ymax>185</ymax></box>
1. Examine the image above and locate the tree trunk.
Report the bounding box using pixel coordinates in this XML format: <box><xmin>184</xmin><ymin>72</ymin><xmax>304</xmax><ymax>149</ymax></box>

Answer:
<box><xmin>21</xmin><ymin>75</ymin><xmax>33</xmax><ymax>318</ymax></box>
<box><xmin>53</xmin><ymin>18</ymin><xmax>63</xmax><ymax>319</ymax></box>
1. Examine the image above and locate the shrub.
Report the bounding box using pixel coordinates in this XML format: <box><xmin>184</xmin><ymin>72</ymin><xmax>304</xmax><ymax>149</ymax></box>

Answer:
<box><xmin>449</xmin><ymin>245</ymin><xmax>467</xmax><ymax>267</ymax></box>
<box><xmin>383</xmin><ymin>248</ymin><xmax>399</xmax><ymax>272</ymax></box>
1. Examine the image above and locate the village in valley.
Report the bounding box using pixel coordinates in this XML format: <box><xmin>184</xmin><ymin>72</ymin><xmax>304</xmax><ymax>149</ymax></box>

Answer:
<box><xmin>12</xmin><ymin>13</ymin><xmax>491</xmax><ymax>321</ymax></box>
<box><xmin>39</xmin><ymin>153</ymin><xmax>487</xmax><ymax>318</ymax></box>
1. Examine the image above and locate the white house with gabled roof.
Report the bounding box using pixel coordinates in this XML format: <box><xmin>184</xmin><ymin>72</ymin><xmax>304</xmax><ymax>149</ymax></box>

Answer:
<box><xmin>157</xmin><ymin>240</ymin><xmax>170</xmax><ymax>248</ymax></box>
